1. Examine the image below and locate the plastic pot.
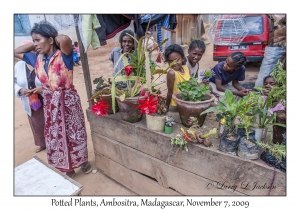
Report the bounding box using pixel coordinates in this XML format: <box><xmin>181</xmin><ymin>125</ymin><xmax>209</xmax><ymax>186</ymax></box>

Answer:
<box><xmin>164</xmin><ymin>126</ymin><xmax>173</xmax><ymax>134</ymax></box>
<box><xmin>254</xmin><ymin>128</ymin><xmax>264</xmax><ymax>141</ymax></box>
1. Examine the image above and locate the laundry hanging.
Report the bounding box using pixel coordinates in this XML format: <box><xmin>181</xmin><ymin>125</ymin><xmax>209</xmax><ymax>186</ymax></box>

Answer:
<box><xmin>79</xmin><ymin>14</ymin><xmax>177</xmax><ymax>51</ymax></box>
<box><xmin>141</xmin><ymin>14</ymin><xmax>177</xmax><ymax>52</ymax></box>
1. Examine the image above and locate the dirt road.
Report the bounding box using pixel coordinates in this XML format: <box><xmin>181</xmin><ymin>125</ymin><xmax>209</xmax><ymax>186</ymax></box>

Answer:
<box><xmin>14</xmin><ymin>41</ymin><xmax>259</xmax><ymax>195</ymax></box>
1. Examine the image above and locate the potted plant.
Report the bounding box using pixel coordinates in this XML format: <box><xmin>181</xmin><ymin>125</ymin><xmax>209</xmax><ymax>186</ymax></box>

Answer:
<box><xmin>110</xmin><ymin>32</ymin><xmax>175</xmax><ymax>123</ymax></box>
<box><xmin>172</xmin><ymin>77</ymin><xmax>215</xmax><ymax>128</ymax></box>
<box><xmin>235</xmin><ymin>93</ymin><xmax>259</xmax><ymax>159</ymax></box>
<box><xmin>136</xmin><ymin>93</ymin><xmax>168</xmax><ymax>131</ymax></box>
<box><xmin>88</xmin><ymin>76</ymin><xmax>119</xmax><ymax>114</ymax></box>
<box><xmin>257</xmin><ymin>132</ymin><xmax>286</xmax><ymax>172</ymax></box>
<box><xmin>251</xmin><ymin>92</ymin><xmax>286</xmax><ymax>141</ymax></box>
<box><xmin>200</xmin><ymin>89</ymin><xmax>243</xmax><ymax>155</ymax></box>
<box><xmin>265</xmin><ymin>60</ymin><xmax>286</xmax><ymax>144</ymax></box>
<box><xmin>90</xmin><ymin>98</ymin><xmax>110</xmax><ymax>117</ymax></box>
<box><xmin>164</xmin><ymin>115</ymin><xmax>176</xmax><ymax>134</ymax></box>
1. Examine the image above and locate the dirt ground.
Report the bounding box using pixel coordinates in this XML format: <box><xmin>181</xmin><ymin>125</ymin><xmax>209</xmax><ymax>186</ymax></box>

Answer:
<box><xmin>14</xmin><ymin>40</ymin><xmax>260</xmax><ymax>195</ymax></box>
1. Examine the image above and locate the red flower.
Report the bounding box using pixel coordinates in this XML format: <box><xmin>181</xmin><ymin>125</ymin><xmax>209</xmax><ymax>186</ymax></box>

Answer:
<box><xmin>91</xmin><ymin>98</ymin><xmax>110</xmax><ymax>116</ymax></box>
<box><xmin>124</xmin><ymin>65</ymin><xmax>133</xmax><ymax>76</ymax></box>
<box><xmin>140</xmin><ymin>86</ymin><xmax>146</xmax><ymax>96</ymax></box>
<box><xmin>136</xmin><ymin>94</ymin><xmax>158</xmax><ymax>115</ymax></box>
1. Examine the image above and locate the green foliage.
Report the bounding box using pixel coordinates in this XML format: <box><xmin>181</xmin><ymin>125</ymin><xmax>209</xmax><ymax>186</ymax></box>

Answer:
<box><xmin>93</xmin><ymin>76</ymin><xmax>109</xmax><ymax>91</ymax></box>
<box><xmin>200</xmin><ymin>69</ymin><xmax>215</xmax><ymax>81</ymax></box>
<box><xmin>236</xmin><ymin>92</ymin><xmax>261</xmax><ymax>139</ymax></box>
<box><xmin>201</xmin><ymin>89</ymin><xmax>240</xmax><ymax>127</ymax></box>
<box><xmin>88</xmin><ymin>76</ymin><xmax>119</xmax><ymax>102</ymax></box>
<box><xmin>256</xmin><ymin>142</ymin><xmax>286</xmax><ymax>162</ymax></box>
<box><xmin>267</xmin><ymin>60</ymin><xmax>286</xmax><ymax>108</ymax></box>
<box><xmin>177</xmin><ymin>78</ymin><xmax>210</xmax><ymax>101</ymax></box>
<box><xmin>171</xmin><ymin>135</ymin><xmax>188</xmax><ymax>152</ymax></box>
<box><xmin>111</xmin><ymin>34</ymin><xmax>176</xmax><ymax>113</ymax></box>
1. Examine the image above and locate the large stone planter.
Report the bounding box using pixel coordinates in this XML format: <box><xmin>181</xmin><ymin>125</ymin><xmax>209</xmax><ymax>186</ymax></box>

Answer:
<box><xmin>116</xmin><ymin>96</ymin><xmax>143</xmax><ymax>123</ymax></box>
<box><xmin>172</xmin><ymin>92</ymin><xmax>214</xmax><ymax>128</ymax></box>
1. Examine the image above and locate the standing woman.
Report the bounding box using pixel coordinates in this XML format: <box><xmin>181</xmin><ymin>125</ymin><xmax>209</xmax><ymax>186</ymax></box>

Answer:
<box><xmin>14</xmin><ymin>21</ymin><xmax>92</xmax><ymax>177</ymax></box>
<box><xmin>14</xmin><ymin>40</ymin><xmax>46</xmax><ymax>153</ymax></box>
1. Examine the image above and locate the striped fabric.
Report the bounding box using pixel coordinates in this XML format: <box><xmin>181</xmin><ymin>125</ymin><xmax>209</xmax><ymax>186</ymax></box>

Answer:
<box><xmin>142</xmin><ymin>14</ymin><xmax>170</xmax><ymax>52</ymax></box>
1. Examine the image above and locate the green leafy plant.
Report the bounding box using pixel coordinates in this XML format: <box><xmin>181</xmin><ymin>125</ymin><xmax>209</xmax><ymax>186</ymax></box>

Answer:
<box><xmin>88</xmin><ymin>76</ymin><xmax>122</xmax><ymax>102</ymax></box>
<box><xmin>199</xmin><ymin>69</ymin><xmax>215</xmax><ymax>82</ymax></box>
<box><xmin>252</xmin><ymin>97</ymin><xmax>286</xmax><ymax>130</ymax></box>
<box><xmin>201</xmin><ymin>89</ymin><xmax>241</xmax><ymax>130</ymax></box>
<box><xmin>235</xmin><ymin>92</ymin><xmax>260</xmax><ymax>139</ymax></box>
<box><xmin>256</xmin><ymin>141</ymin><xmax>286</xmax><ymax>162</ymax></box>
<box><xmin>177</xmin><ymin>78</ymin><xmax>210</xmax><ymax>101</ymax></box>
<box><xmin>171</xmin><ymin>135</ymin><xmax>188</xmax><ymax>152</ymax></box>
<box><xmin>265</xmin><ymin>60</ymin><xmax>286</xmax><ymax>108</ymax></box>
<box><xmin>111</xmin><ymin>33</ymin><xmax>177</xmax><ymax>113</ymax></box>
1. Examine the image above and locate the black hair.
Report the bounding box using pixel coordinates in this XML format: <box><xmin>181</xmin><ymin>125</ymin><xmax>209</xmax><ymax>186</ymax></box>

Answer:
<box><xmin>189</xmin><ymin>39</ymin><xmax>206</xmax><ymax>52</ymax></box>
<box><xmin>31</xmin><ymin>20</ymin><xmax>58</xmax><ymax>40</ymax></box>
<box><xmin>164</xmin><ymin>44</ymin><xmax>187</xmax><ymax>65</ymax></box>
<box><xmin>263</xmin><ymin>75</ymin><xmax>274</xmax><ymax>83</ymax></box>
<box><xmin>230</xmin><ymin>52</ymin><xmax>247</xmax><ymax>68</ymax></box>
<box><xmin>119</xmin><ymin>29</ymin><xmax>135</xmax><ymax>43</ymax></box>
<box><xmin>74</xmin><ymin>41</ymin><xmax>78</xmax><ymax>45</ymax></box>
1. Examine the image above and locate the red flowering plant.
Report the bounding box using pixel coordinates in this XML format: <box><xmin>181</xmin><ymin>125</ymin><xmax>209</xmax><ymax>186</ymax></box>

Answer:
<box><xmin>137</xmin><ymin>92</ymin><xmax>168</xmax><ymax>116</ymax></box>
<box><xmin>110</xmin><ymin>31</ymin><xmax>177</xmax><ymax>114</ymax></box>
<box><xmin>91</xmin><ymin>98</ymin><xmax>110</xmax><ymax>117</ymax></box>
<box><xmin>136</xmin><ymin>93</ymin><xmax>158</xmax><ymax>115</ymax></box>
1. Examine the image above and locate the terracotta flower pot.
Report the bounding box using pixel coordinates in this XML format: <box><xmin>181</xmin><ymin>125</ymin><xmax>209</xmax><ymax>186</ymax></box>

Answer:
<box><xmin>96</xmin><ymin>94</ymin><xmax>119</xmax><ymax>114</ymax></box>
<box><xmin>172</xmin><ymin>92</ymin><xmax>215</xmax><ymax>128</ymax></box>
<box><xmin>146</xmin><ymin>114</ymin><xmax>166</xmax><ymax>131</ymax></box>
<box><xmin>116</xmin><ymin>96</ymin><xmax>143</xmax><ymax>123</ymax></box>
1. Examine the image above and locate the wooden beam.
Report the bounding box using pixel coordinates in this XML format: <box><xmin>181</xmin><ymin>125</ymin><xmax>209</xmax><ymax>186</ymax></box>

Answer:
<box><xmin>95</xmin><ymin>153</ymin><xmax>181</xmax><ymax>195</ymax></box>
<box><xmin>92</xmin><ymin>132</ymin><xmax>245</xmax><ymax>196</ymax></box>
<box><xmin>73</xmin><ymin>15</ymin><xmax>93</xmax><ymax>108</ymax></box>
<box><xmin>87</xmin><ymin>110</ymin><xmax>286</xmax><ymax>196</ymax></box>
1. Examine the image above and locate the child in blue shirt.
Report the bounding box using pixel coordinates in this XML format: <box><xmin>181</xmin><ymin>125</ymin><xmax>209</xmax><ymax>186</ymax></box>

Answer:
<box><xmin>73</xmin><ymin>45</ymin><xmax>80</xmax><ymax>66</ymax></box>
<box><xmin>209</xmin><ymin>52</ymin><xmax>251</xmax><ymax>97</ymax></box>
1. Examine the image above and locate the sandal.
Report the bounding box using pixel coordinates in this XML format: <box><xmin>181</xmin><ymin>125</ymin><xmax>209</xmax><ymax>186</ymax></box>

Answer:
<box><xmin>81</xmin><ymin>162</ymin><xmax>92</xmax><ymax>174</ymax></box>
<box><xmin>66</xmin><ymin>170</ymin><xmax>75</xmax><ymax>178</ymax></box>
<box><xmin>35</xmin><ymin>147</ymin><xmax>46</xmax><ymax>153</ymax></box>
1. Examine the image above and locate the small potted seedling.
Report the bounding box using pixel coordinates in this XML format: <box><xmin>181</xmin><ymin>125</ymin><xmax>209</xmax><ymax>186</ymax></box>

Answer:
<box><xmin>164</xmin><ymin>115</ymin><xmax>175</xmax><ymax>134</ymax></box>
